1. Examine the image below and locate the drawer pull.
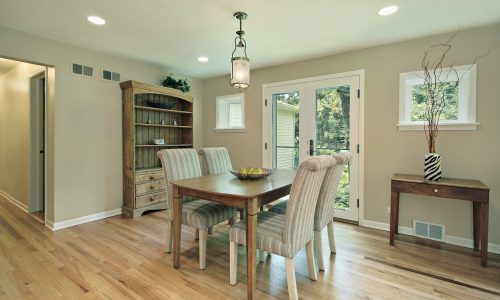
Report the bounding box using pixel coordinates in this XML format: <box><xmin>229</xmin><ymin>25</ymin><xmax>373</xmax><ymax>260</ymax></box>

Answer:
<box><xmin>149</xmin><ymin>176</ymin><xmax>155</xmax><ymax>180</ymax></box>
<box><xmin>150</xmin><ymin>197</ymin><xmax>154</xmax><ymax>202</ymax></box>
<box><xmin>150</xmin><ymin>185</ymin><xmax>155</xmax><ymax>190</ymax></box>
<box><xmin>434</xmin><ymin>189</ymin><xmax>439</xmax><ymax>193</ymax></box>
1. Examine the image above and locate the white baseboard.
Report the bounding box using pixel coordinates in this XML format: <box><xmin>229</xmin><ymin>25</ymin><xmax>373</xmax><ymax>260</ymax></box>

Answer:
<box><xmin>49</xmin><ymin>208</ymin><xmax>122</xmax><ymax>231</ymax></box>
<box><xmin>361</xmin><ymin>219</ymin><xmax>500</xmax><ymax>254</ymax></box>
<box><xmin>0</xmin><ymin>189</ymin><xmax>28</xmax><ymax>213</ymax></box>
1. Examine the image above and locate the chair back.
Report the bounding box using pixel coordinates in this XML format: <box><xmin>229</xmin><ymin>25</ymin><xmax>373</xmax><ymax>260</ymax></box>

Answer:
<box><xmin>157</xmin><ymin>148</ymin><xmax>202</xmax><ymax>211</ymax></box>
<box><xmin>198</xmin><ymin>147</ymin><xmax>233</xmax><ymax>175</ymax></box>
<box><xmin>283</xmin><ymin>155</ymin><xmax>336</xmax><ymax>256</ymax></box>
<box><xmin>314</xmin><ymin>151</ymin><xmax>351</xmax><ymax>231</ymax></box>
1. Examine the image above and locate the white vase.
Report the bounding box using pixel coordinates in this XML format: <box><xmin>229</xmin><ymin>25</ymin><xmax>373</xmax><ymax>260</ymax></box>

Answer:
<box><xmin>424</xmin><ymin>153</ymin><xmax>442</xmax><ymax>181</ymax></box>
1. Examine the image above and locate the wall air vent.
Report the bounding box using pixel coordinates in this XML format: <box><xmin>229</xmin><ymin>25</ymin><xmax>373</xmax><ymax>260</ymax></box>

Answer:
<box><xmin>102</xmin><ymin>69</ymin><xmax>121</xmax><ymax>82</ymax></box>
<box><xmin>413</xmin><ymin>220</ymin><xmax>445</xmax><ymax>242</ymax></box>
<box><xmin>71</xmin><ymin>62</ymin><xmax>93</xmax><ymax>78</ymax></box>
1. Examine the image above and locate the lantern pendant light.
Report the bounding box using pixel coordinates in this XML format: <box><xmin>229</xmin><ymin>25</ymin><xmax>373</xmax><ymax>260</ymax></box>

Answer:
<box><xmin>230</xmin><ymin>12</ymin><xmax>250</xmax><ymax>89</ymax></box>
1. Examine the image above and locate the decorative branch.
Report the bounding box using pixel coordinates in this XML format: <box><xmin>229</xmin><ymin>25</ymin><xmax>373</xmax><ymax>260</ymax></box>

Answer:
<box><xmin>420</xmin><ymin>29</ymin><xmax>487</xmax><ymax>153</ymax></box>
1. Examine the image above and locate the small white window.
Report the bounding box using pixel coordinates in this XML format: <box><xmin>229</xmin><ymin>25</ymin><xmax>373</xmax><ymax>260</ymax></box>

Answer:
<box><xmin>398</xmin><ymin>64</ymin><xmax>477</xmax><ymax>130</ymax></box>
<box><xmin>216</xmin><ymin>93</ymin><xmax>245</xmax><ymax>132</ymax></box>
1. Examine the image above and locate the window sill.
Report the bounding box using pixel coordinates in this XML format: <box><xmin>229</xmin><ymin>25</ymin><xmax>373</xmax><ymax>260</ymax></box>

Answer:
<box><xmin>214</xmin><ymin>128</ymin><xmax>246</xmax><ymax>133</ymax></box>
<box><xmin>397</xmin><ymin>122</ymin><xmax>479</xmax><ymax>131</ymax></box>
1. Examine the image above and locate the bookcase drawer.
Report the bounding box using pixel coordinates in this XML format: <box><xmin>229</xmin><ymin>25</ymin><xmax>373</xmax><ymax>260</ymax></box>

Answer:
<box><xmin>135</xmin><ymin>171</ymin><xmax>164</xmax><ymax>183</ymax></box>
<box><xmin>136</xmin><ymin>191</ymin><xmax>167</xmax><ymax>208</ymax></box>
<box><xmin>136</xmin><ymin>179</ymin><xmax>166</xmax><ymax>195</ymax></box>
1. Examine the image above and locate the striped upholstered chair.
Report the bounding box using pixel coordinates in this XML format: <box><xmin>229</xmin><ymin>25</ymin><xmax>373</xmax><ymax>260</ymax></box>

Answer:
<box><xmin>198</xmin><ymin>147</ymin><xmax>233</xmax><ymax>175</ymax></box>
<box><xmin>229</xmin><ymin>155</ymin><xmax>336</xmax><ymax>300</ymax></box>
<box><xmin>199</xmin><ymin>147</ymin><xmax>246</xmax><ymax>226</ymax></box>
<box><xmin>158</xmin><ymin>148</ymin><xmax>236</xmax><ymax>270</ymax></box>
<box><xmin>269</xmin><ymin>151</ymin><xmax>351</xmax><ymax>270</ymax></box>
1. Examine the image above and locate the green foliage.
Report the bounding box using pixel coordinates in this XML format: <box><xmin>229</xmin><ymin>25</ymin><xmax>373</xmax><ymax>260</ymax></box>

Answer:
<box><xmin>314</xmin><ymin>87</ymin><xmax>351</xmax><ymax>210</ymax></box>
<box><xmin>316</xmin><ymin>87</ymin><xmax>349</xmax><ymax>151</ymax></box>
<box><xmin>161</xmin><ymin>75</ymin><xmax>191</xmax><ymax>93</ymax></box>
<box><xmin>411</xmin><ymin>82</ymin><xmax>458</xmax><ymax>121</ymax></box>
<box><xmin>336</xmin><ymin>168</ymin><xmax>350</xmax><ymax>210</ymax></box>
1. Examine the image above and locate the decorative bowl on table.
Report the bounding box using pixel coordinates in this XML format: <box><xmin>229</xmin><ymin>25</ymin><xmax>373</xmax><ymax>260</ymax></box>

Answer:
<box><xmin>230</xmin><ymin>167</ymin><xmax>275</xmax><ymax>180</ymax></box>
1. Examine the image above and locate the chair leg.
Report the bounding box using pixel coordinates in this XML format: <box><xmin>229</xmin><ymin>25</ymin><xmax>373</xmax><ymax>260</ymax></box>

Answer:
<box><xmin>195</xmin><ymin>229</ymin><xmax>199</xmax><ymax>240</ymax></box>
<box><xmin>314</xmin><ymin>230</ymin><xmax>325</xmax><ymax>271</ymax></box>
<box><xmin>199</xmin><ymin>228</ymin><xmax>208</xmax><ymax>270</ymax></box>
<box><xmin>285</xmin><ymin>257</ymin><xmax>298</xmax><ymax>300</ymax></box>
<box><xmin>229</xmin><ymin>241</ymin><xmax>238</xmax><ymax>285</ymax></box>
<box><xmin>258</xmin><ymin>249</ymin><xmax>266</xmax><ymax>263</ymax></box>
<box><xmin>165</xmin><ymin>220</ymin><xmax>173</xmax><ymax>253</ymax></box>
<box><xmin>306</xmin><ymin>240</ymin><xmax>318</xmax><ymax>281</ymax></box>
<box><xmin>327</xmin><ymin>221</ymin><xmax>336</xmax><ymax>254</ymax></box>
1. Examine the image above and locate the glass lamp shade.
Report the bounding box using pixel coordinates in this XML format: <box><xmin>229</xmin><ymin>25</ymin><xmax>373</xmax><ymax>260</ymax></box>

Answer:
<box><xmin>231</xmin><ymin>57</ymin><xmax>250</xmax><ymax>88</ymax></box>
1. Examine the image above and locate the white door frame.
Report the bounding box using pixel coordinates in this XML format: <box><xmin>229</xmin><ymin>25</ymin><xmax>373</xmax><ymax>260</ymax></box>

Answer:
<box><xmin>29</xmin><ymin>69</ymin><xmax>48</xmax><ymax>223</ymax></box>
<box><xmin>262</xmin><ymin>70</ymin><xmax>365</xmax><ymax>224</ymax></box>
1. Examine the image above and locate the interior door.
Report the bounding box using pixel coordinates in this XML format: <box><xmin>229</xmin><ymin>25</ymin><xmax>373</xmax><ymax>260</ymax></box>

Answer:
<box><xmin>263</xmin><ymin>74</ymin><xmax>360</xmax><ymax>222</ymax></box>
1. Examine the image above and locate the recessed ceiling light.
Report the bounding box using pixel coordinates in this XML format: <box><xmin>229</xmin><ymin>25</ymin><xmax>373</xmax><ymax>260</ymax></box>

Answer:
<box><xmin>87</xmin><ymin>16</ymin><xmax>106</xmax><ymax>25</ymax></box>
<box><xmin>198</xmin><ymin>56</ymin><xmax>209</xmax><ymax>63</ymax></box>
<box><xmin>378</xmin><ymin>6</ymin><xmax>398</xmax><ymax>16</ymax></box>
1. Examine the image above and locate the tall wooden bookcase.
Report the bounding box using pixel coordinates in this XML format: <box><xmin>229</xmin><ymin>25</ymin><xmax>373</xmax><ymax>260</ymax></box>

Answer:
<box><xmin>121</xmin><ymin>80</ymin><xmax>193</xmax><ymax>217</ymax></box>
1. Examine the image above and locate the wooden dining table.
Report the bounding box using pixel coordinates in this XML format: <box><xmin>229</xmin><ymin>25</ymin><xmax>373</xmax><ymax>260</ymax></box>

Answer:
<box><xmin>171</xmin><ymin>169</ymin><xmax>296</xmax><ymax>300</ymax></box>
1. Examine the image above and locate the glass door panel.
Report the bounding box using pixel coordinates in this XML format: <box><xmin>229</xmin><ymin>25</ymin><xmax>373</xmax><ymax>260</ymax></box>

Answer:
<box><xmin>315</xmin><ymin>86</ymin><xmax>352</xmax><ymax>213</ymax></box>
<box><xmin>309</xmin><ymin>77</ymin><xmax>359</xmax><ymax>221</ymax></box>
<box><xmin>272</xmin><ymin>92</ymin><xmax>300</xmax><ymax>170</ymax></box>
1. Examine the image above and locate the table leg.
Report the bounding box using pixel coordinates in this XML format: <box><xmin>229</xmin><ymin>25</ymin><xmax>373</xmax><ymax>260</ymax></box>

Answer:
<box><xmin>173</xmin><ymin>186</ymin><xmax>183</xmax><ymax>268</ymax></box>
<box><xmin>480</xmin><ymin>202</ymin><xmax>489</xmax><ymax>267</ymax></box>
<box><xmin>473</xmin><ymin>202</ymin><xmax>480</xmax><ymax>251</ymax></box>
<box><xmin>390</xmin><ymin>191</ymin><xmax>400</xmax><ymax>245</ymax></box>
<box><xmin>246</xmin><ymin>198</ymin><xmax>258</xmax><ymax>300</ymax></box>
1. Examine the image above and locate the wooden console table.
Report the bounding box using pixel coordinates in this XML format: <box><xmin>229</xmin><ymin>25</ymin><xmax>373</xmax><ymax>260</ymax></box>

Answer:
<box><xmin>390</xmin><ymin>174</ymin><xmax>490</xmax><ymax>267</ymax></box>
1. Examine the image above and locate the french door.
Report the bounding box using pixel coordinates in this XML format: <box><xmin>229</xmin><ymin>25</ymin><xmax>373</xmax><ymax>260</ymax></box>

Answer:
<box><xmin>263</xmin><ymin>73</ymin><xmax>361</xmax><ymax>222</ymax></box>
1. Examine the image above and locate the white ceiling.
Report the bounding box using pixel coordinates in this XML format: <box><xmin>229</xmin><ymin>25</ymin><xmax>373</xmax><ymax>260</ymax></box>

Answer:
<box><xmin>1</xmin><ymin>0</ymin><xmax>499</xmax><ymax>79</ymax></box>
<box><xmin>0</xmin><ymin>58</ymin><xmax>19</xmax><ymax>77</ymax></box>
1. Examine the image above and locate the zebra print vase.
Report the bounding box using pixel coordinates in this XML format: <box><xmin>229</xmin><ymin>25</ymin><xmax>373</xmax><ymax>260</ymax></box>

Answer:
<box><xmin>424</xmin><ymin>153</ymin><xmax>442</xmax><ymax>181</ymax></box>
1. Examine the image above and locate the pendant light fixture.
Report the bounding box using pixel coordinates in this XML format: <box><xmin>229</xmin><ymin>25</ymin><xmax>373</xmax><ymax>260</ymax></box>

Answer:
<box><xmin>230</xmin><ymin>12</ymin><xmax>250</xmax><ymax>89</ymax></box>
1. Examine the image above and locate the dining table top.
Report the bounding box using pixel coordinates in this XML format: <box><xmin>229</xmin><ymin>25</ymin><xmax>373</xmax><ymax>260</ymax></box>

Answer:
<box><xmin>172</xmin><ymin>169</ymin><xmax>297</xmax><ymax>199</ymax></box>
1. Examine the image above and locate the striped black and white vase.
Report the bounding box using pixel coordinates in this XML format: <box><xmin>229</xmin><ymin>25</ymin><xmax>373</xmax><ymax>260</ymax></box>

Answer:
<box><xmin>424</xmin><ymin>153</ymin><xmax>442</xmax><ymax>181</ymax></box>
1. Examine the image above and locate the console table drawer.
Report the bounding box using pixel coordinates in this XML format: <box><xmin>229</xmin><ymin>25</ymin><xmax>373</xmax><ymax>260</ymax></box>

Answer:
<box><xmin>136</xmin><ymin>191</ymin><xmax>167</xmax><ymax>208</ymax></box>
<box><xmin>392</xmin><ymin>180</ymin><xmax>488</xmax><ymax>202</ymax></box>
<box><xmin>136</xmin><ymin>179</ymin><xmax>166</xmax><ymax>195</ymax></box>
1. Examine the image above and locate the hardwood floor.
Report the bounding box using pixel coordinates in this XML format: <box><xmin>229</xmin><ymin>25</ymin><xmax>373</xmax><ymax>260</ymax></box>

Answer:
<box><xmin>0</xmin><ymin>196</ymin><xmax>499</xmax><ymax>299</ymax></box>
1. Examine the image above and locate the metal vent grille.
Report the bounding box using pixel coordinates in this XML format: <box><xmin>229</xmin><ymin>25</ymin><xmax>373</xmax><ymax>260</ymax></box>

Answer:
<box><xmin>71</xmin><ymin>63</ymin><xmax>93</xmax><ymax>77</ymax></box>
<box><xmin>102</xmin><ymin>69</ymin><xmax>120</xmax><ymax>82</ymax></box>
<box><xmin>82</xmin><ymin>66</ymin><xmax>93</xmax><ymax>76</ymax></box>
<box><xmin>413</xmin><ymin>220</ymin><xmax>445</xmax><ymax>242</ymax></box>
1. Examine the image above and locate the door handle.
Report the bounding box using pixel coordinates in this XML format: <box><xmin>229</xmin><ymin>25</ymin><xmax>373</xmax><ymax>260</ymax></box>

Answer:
<box><xmin>309</xmin><ymin>139</ymin><xmax>314</xmax><ymax>156</ymax></box>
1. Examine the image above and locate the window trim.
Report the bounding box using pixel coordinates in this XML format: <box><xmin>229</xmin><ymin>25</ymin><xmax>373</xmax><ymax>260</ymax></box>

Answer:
<box><xmin>398</xmin><ymin>64</ymin><xmax>478</xmax><ymax>131</ymax></box>
<box><xmin>215</xmin><ymin>93</ymin><xmax>246</xmax><ymax>133</ymax></box>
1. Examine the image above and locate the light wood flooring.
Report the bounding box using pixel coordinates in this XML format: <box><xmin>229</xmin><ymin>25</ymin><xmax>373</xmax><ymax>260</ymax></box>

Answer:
<box><xmin>0</xmin><ymin>196</ymin><xmax>499</xmax><ymax>299</ymax></box>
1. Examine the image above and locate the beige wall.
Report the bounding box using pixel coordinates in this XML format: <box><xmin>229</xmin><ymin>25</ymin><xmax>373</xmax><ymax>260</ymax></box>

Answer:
<box><xmin>202</xmin><ymin>23</ymin><xmax>500</xmax><ymax>244</ymax></box>
<box><xmin>0</xmin><ymin>62</ymin><xmax>45</xmax><ymax>208</ymax></box>
<box><xmin>0</xmin><ymin>26</ymin><xmax>203</xmax><ymax>224</ymax></box>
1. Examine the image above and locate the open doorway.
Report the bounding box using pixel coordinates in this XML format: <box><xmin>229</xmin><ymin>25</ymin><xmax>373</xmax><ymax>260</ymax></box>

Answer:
<box><xmin>29</xmin><ymin>71</ymin><xmax>46</xmax><ymax>223</ymax></box>
<box><xmin>0</xmin><ymin>57</ymin><xmax>50</xmax><ymax>224</ymax></box>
